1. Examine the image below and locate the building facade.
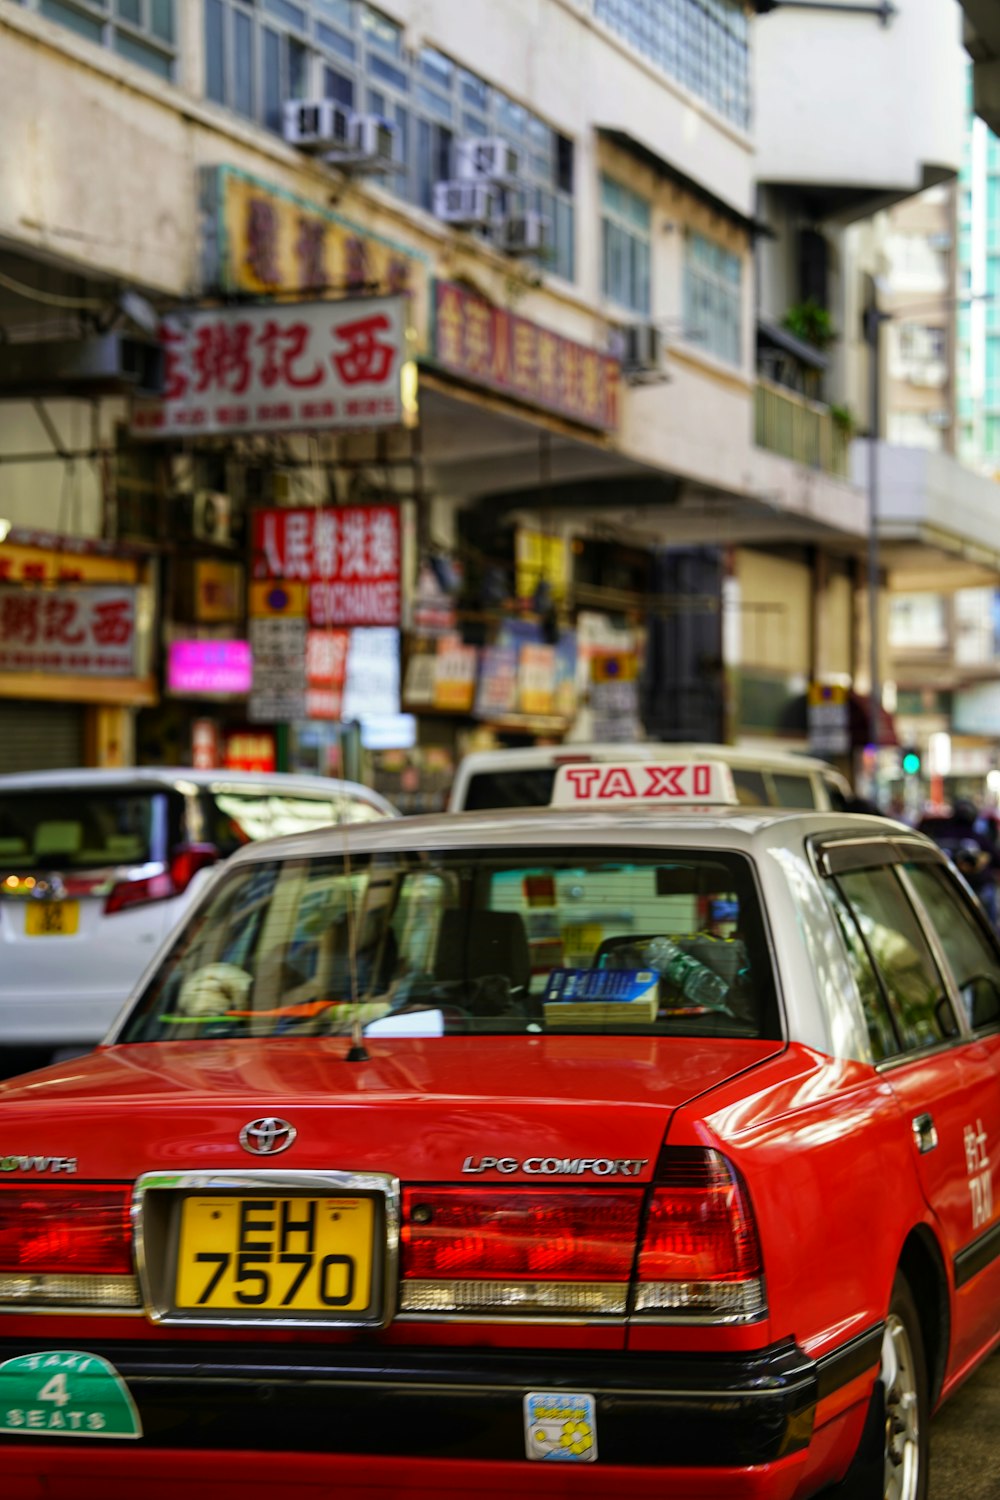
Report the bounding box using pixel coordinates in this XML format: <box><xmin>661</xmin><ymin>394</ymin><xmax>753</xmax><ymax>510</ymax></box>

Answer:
<box><xmin>0</xmin><ymin>0</ymin><xmax>970</xmax><ymax>799</ymax></box>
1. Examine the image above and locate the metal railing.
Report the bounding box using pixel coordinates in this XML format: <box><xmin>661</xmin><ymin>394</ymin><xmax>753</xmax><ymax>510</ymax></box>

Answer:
<box><xmin>754</xmin><ymin>378</ymin><xmax>850</xmax><ymax>478</ymax></box>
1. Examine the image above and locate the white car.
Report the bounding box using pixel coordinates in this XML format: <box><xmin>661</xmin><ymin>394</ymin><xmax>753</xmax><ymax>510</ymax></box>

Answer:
<box><xmin>0</xmin><ymin>767</ymin><xmax>397</xmax><ymax>1068</ymax></box>
<box><xmin>448</xmin><ymin>741</ymin><xmax>854</xmax><ymax>814</ymax></box>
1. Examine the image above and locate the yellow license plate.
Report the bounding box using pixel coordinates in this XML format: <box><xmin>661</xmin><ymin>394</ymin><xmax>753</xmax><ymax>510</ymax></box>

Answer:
<box><xmin>24</xmin><ymin>901</ymin><xmax>79</xmax><ymax>937</ymax></box>
<box><xmin>175</xmin><ymin>1195</ymin><xmax>375</xmax><ymax>1314</ymax></box>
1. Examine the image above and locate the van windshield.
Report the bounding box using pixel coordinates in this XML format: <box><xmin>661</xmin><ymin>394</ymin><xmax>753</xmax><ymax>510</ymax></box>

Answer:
<box><xmin>0</xmin><ymin>790</ymin><xmax>162</xmax><ymax>870</ymax></box>
<box><xmin>120</xmin><ymin>845</ymin><xmax>781</xmax><ymax>1043</ymax></box>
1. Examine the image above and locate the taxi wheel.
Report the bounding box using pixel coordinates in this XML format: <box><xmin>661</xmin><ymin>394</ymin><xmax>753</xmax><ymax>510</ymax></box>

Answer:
<box><xmin>822</xmin><ymin>1273</ymin><xmax>928</xmax><ymax>1500</ymax></box>
<box><xmin>880</xmin><ymin>1276</ymin><xmax>929</xmax><ymax>1500</ymax></box>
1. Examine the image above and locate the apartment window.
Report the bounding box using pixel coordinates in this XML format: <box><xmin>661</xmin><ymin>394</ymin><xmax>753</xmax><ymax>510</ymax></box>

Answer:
<box><xmin>20</xmin><ymin>0</ymin><xmax>176</xmax><ymax>77</ymax></box>
<box><xmin>204</xmin><ymin>2</ymin><xmax>576</xmax><ymax>282</ymax></box>
<box><xmin>600</xmin><ymin>175</ymin><xmax>651</xmax><ymax>314</ymax></box>
<box><xmin>683</xmin><ymin>231</ymin><xmax>742</xmax><ymax>366</ymax></box>
<box><xmin>593</xmin><ymin>0</ymin><xmax>750</xmax><ymax>131</ymax></box>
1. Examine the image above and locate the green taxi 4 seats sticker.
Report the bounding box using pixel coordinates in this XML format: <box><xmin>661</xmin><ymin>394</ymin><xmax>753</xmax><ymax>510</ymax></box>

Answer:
<box><xmin>0</xmin><ymin>1350</ymin><xmax>142</xmax><ymax>1439</ymax></box>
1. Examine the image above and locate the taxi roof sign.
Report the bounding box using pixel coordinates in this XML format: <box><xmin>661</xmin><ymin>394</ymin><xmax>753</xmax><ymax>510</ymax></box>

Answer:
<box><xmin>551</xmin><ymin>760</ymin><xmax>739</xmax><ymax>809</ymax></box>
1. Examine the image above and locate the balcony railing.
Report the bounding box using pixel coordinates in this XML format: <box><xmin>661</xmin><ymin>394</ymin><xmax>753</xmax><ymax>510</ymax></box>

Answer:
<box><xmin>754</xmin><ymin>378</ymin><xmax>850</xmax><ymax>478</ymax></box>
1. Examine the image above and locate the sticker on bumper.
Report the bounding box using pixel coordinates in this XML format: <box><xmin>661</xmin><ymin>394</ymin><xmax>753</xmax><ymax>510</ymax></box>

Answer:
<box><xmin>0</xmin><ymin>1350</ymin><xmax>142</xmax><ymax>1439</ymax></box>
<box><xmin>524</xmin><ymin>1390</ymin><xmax>597</xmax><ymax>1462</ymax></box>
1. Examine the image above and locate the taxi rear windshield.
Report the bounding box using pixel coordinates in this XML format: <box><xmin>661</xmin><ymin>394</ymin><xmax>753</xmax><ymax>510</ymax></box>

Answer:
<box><xmin>121</xmin><ymin>847</ymin><xmax>780</xmax><ymax>1042</ymax></box>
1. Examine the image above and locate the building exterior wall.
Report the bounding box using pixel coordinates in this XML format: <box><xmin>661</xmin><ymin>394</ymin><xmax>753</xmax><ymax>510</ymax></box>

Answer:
<box><xmin>754</xmin><ymin>0</ymin><xmax>965</xmax><ymax>205</ymax></box>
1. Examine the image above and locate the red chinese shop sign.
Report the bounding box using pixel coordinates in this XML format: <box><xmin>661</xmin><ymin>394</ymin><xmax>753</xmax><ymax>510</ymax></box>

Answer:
<box><xmin>0</xmin><ymin>586</ymin><xmax>136</xmax><ymax>676</ymax></box>
<box><xmin>431</xmin><ymin>281</ymin><xmax>620</xmax><ymax>431</ymax></box>
<box><xmin>251</xmin><ymin>507</ymin><xmax>400</xmax><ymax>627</ymax></box>
<box><xmin>132</xmin><ymin>296</ymin><xmax>408</xmax><ymax>439</ymax></box>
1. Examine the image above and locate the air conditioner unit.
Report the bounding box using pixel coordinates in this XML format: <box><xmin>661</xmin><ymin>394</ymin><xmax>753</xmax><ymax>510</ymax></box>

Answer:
<box><xmin>495</xmin><ymin>212</ymin><xmax>550</xmax><ymax>256</ymax></box>
<box><xmin>0</xmin><ymin>333</ymin><xmax>163</xmax><ymax>397</ymax></box>
<box><xmin>317</xmin><ymin>112</ymin><xmax>396</xmax><ymax>172</ymax></box>
<box><xmin>190</xmin><ymin>491</ymin><xmax>233</xmax><ymax>546</ymax></box>
<box><xmin>456</xmin><ymin>137</ymin><xmax>520</xmax><ymax>184</ymax></box>
<box><xmin>283</xmin><ymin>98</ymin><xmax>352</xmax><ymax>152</ymax></box>
<box><xmin>619</xmin><ymin>323</ymin><xmax>665</xmax><ymax>380</ymax></box>
<box><xmin>432</xmin><ymin>179</ymin><xmax>500</xmax><ymax>227</ymax></box>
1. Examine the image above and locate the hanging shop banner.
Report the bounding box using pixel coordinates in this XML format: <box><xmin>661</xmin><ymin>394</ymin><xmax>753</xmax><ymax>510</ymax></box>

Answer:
<box><xmin>224</xmin><ymin>729</ymin><xmax>278</xmax><ymax>773</ymax></box>
<box><xmin>474</xmin><ymin>645</ymin><xmax>519</xmax><ymax>719</ymax></box>
<box><xmin>248</xmin><ymin>616</ymin><xmax>308</xmax><ymax>722</ymax></box>
<box><xmin>516</xmin><ymin>529</ymin><xmax>569</xmax><ymax>606</ymax></box>
<box><xmin>0</xmin><ymin>585</ymin><xmax>136</xmax><ymax>676</ymax></box>
<box><xmin>199</xmin><ymin>165</ymin><xmax>425</xmax><ymax>306</ymax></box>
<box><xmin>168</xmin><ymin>640</ymin><xmax>253</xmax><ymax>696</ymax></box>
<box><xmin>432</xmin><ymin>281</ymin><xmax>620</xmax><ymax>431</ymax></box>
<box><xmin>433</xmin><ymin>637</ymin><xmax>478</xmax><ymax>713</ymax></box>
<box><xmin>342</xmin><ymin>628</ymin><xmax>402</xmax><ymax>722</ymax></box>
<box><xmin>251</xmin><ymin>507</ymin><xmax>401</xmax><ymax>627</ymax></box>
<box><xmin>518</xmin><ymin>644</ymin><xmax>556</xmax><ymax>716</ymax></box>
<box><xmin>132</xmin><ymin>296</ymin><xmax>408</xmax><ymax>439</ymax></box>
<box><xmin>305</xmin><ymin>628</ymin><xmax>350</xmax><ymax>721</ymax></box>
<box><xmin>807</xmin><ymin>681</ymin><xmax>850</xmax><ymax>756</ymax></box>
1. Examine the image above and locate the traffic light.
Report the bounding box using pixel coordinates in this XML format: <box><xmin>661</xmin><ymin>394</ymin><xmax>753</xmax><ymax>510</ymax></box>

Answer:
<box><xmin>902</xmin><ymin>748</ymin><xmax>921</xmax><ymax>776</ymax></box>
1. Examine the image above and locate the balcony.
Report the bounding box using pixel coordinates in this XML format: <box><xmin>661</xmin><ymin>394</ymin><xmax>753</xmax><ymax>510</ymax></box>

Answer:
<box><xmin>755</xmin><ymin>379</ymin><xmax>850</xmax><ymax>479</ymax></box>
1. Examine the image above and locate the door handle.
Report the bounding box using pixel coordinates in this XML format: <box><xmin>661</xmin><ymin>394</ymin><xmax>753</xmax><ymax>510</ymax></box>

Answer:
<box><xmin>912</xmin><ymin>1113</ymin><xmax>938</xmax><ymax>1154</ymax></box>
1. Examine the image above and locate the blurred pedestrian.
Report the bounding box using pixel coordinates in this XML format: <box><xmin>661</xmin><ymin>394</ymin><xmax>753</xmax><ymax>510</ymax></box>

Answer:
<box><xmin>953</xmin><ymin>839</ymin><xmax>999</xmax><ymax>929</ymax></box>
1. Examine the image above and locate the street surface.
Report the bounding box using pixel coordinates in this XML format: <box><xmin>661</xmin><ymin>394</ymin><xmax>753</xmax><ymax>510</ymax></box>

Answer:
<box><xmin>930</xmin><ymin>1349</ymin><xmax>1000</xmax><ymax>1497</ymax></box>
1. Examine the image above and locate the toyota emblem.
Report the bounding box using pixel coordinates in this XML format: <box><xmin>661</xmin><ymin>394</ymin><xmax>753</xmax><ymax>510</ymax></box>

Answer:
<box><xmin>239</xmin><ymin>1118</ymin><xmax>296</xmax><ymax>1156</ymax></box>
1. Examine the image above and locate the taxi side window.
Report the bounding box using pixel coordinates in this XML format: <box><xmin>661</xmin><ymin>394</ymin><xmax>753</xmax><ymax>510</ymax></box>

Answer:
<box><xmin>905</xmin><ymin>862</ymin><xmax>1000</xmax><ymax>1030</ymax></box>
<box><xmin>836</xmin><ymin>866</ymin><xmax>956</xmax><ymax>1051</ymax></box>
<box><xmin>825</xmin><ymin>880</ymin><xmax>899</xmax><ymax>1061</ymax></box>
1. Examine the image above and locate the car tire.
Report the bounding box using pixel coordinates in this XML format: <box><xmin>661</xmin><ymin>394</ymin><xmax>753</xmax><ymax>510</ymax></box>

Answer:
<box><xmin>822</xmin><ymin>1272</ymin><xmax>929</xmax><ymax>1500</ymax></box>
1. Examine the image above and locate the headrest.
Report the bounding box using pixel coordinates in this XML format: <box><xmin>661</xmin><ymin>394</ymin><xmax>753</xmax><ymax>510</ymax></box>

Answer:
<box><xmin>433</xmin><ymin>909</ymin><xmax>531</xmax><ymax>991</ymax></box>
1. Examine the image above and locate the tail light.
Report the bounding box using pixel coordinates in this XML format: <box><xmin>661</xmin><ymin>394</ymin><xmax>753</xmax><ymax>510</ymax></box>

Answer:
<box><xmin>104</xmin><ymin>843</ymin><xmax>218</xmax><ymax>916</ymax></box>
<box><xmin>634</xmin><ymin>1147</ymin><xmax>765</xmax><ymax>1323</ymax></box>
<box><xmin>0</xmin><ymin>1186</ymin><xmax>139</xmax><ymax>1309</ymax></box>
<box><xmin>400</xmin><ymin>1187</ymin><xmax>642</xmax><ymax>1316</ymax></box>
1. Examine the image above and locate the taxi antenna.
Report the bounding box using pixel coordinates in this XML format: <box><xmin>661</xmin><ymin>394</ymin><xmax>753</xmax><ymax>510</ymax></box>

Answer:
<box><xmin>341</xmin><ymin>814</ymin><xmax>370</xmax><ymax>1062</ymax></box>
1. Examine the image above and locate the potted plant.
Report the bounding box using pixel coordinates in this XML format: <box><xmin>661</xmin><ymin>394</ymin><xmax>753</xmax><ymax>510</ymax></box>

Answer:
<box><xmin>783</xmin><ymin>297</ymin><xmax>836</xmax><ymax>350</ymax></box>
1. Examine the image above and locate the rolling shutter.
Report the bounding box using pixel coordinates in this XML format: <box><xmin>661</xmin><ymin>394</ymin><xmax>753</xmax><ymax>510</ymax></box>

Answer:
<box><xmin>0</xmin><ymin>701</ymin><xmax>85</xmax><ymax>773</ymax></box>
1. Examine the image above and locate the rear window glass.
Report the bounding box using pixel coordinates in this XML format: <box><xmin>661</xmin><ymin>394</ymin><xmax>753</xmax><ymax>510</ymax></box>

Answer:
<box><xmin>770</xmin><ymin>773</ymin><xmax>817</xmax><ymax>809</ymax></box>
<box><xmin>0</xmin><ymin>790</ymin><xmax>162</xmax><ymax>870</ymax></box>
<box><xmin>462</xmin><ymin>769</ymin><xmax>557</xmax><ymax>810</ymax></box>
<box><xmin>121</xmin><ymin>846</ymin><xmax>781</xmax><ymax>1044</ymax></box>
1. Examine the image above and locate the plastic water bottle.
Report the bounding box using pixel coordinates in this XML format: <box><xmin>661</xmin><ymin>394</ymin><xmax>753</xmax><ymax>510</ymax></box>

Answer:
<box><xmin>642</xmin><ymin>937</ymin><xmax>729</xmax><ymax>1009</ymax></box>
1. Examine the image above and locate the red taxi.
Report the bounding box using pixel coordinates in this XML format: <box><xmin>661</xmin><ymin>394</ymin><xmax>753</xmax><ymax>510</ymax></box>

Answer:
<box><xmin>3</xmin><ymin>759</ymin><xmax>1000</xmax><ymax>1500</ymax></box>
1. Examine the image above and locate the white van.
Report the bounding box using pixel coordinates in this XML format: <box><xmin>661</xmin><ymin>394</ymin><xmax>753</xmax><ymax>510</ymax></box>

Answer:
<box><xmin>0</xmin><ymin>767</ymin><xmax>397</xmax><ymax>1070</ymax></box>
<box><xmin>448</xmin><ymin>742</ymin><xmax>853</xmax><ymax>814</ymax></box>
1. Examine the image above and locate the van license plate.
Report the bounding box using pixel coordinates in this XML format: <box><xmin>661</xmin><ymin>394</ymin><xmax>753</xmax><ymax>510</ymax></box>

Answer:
<box><xmin>24</xmin><ymin>902</ymin><xmax>79</xmax><ymax>937</ymax></box>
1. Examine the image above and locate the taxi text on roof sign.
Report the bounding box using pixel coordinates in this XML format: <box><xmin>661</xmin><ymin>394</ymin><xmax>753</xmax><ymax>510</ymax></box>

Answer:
<box><xmin>550</xmin><ymin>761</ymin><xmax>739</xmax><ymax>808</ymax></box>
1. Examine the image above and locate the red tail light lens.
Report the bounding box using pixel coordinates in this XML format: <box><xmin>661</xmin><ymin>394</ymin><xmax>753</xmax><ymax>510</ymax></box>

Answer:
<box><xmin>104</xmin><ymin>871</ymin><xmax>175</xmax><ymax>915</ymax></box>
<box><xmin>635</xmin><ymin>1148</ymin><xmax>765</xmax><ymax>1321</ymax></box>
<box><xmin>104</xmin><ymin>844</ymin><xmax>217</xmax><ymax>915</ymax></box>
<box><xmin>0</xmin><ymin>1186</ymin><xmax>133</xmax><ymax>1275</ymax></box>
<box><xmin>402</xmin><ymin>1188</ymin><xmax>641</xmax><ymax>1281</ymax></box>
<box><xmin>169</xmin><ymin>843</ymin><xmax>219</xmax><ymax>892</ymax></box>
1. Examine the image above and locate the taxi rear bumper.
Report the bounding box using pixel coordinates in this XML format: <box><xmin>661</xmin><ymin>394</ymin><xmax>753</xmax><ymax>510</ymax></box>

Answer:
<box><xmin>0</xmin><ymin>1331</ymin><xmax>880</xmax><ymax>1477</ymax></box>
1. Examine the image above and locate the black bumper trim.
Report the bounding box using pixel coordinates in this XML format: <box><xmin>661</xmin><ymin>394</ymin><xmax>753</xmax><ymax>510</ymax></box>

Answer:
<box><xmin>0</xmin><ymin>1337</ymin><xmax>837</xmax><ymax>1467</ymax></box>
<box><xmin>955</xmin><ymin>1218</ymin><xmax>1000</xmax><ymax>1289</ymax></box>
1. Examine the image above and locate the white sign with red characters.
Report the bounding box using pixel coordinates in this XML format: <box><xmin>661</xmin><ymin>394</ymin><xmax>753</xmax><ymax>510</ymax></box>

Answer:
<box><xmin>550</xmin><ymin>761</ymin><xmax>739</xmax><ymax>809</ymax></box>
<box><xmin>0</xmin><ymin>586</ymin><xmax>137</xmax><ymax>676</ymax></box>
<box><xmin>132</xmin><ymin>296</ymin><xmax>407</xmax><ymax>438</ymax></box>
<box><xmin>252</xmin><ymin>506</ymin><xmax>400</xmax><ymax>627</ymax></box>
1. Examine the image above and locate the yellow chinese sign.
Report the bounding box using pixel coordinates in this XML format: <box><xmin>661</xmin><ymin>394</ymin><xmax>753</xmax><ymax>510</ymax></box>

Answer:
<box><xmin>201</xmin><ymin>165</ymin><xmax>427</xmax><ymax>334</ymax></box>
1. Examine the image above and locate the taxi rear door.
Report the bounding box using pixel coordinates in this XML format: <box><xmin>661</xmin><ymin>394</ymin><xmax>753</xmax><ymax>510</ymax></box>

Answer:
<box><xmin>822</xmin><ymin>841</ymin><xmax>1000</xmax><ymax>1370</ymax></box>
